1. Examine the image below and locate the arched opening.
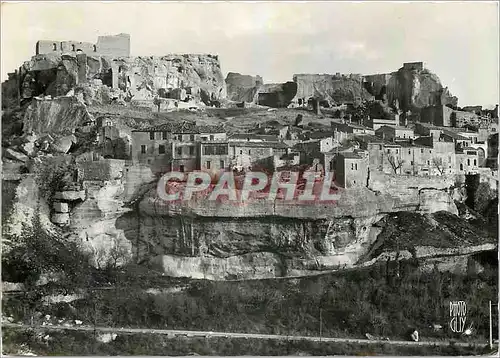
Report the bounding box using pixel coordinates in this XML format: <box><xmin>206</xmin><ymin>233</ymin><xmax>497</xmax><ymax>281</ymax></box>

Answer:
<box><xmin>71</xmin><ymin>44</ymin><xmax>75</xmax><ymax>51</ymax></box>
<box><xmin>93</xmin><ymin>45</ymin><xmax>97</xmax><ymax>52</ymax></box>
<box><xmin>53</xmin><ymin>43</ymin><xmax>57</xmax><ymax>51</ymax></box>
<box><xmin>460</xmin><ymin>163</ymin><xmax>463</xmax><ymax>171</ymax></box>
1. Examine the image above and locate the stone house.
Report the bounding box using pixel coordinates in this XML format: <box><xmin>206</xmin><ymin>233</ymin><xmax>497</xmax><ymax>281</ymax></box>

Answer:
<box><xmin>229</xmin><ymin>141</ymin><xmax>288</xmax><ymax>170</ymax></box>
<box><xmin>456</xmin><ymin>147</ymin><xmax>480</xmax><ymax>174</ymax></box>
<box><xmin>273</xmin><ymin>152</ymin><xmax>300</xmax><ymax>169</ymax></box>
<box><xmin>199</xmin><ymin>141</ymin><xmax>230</xmax><ymax>171</ymax></box>
<box><xmin>330</xmin><ymin>150</ymin><xmax>369</xmax><ymax>188</ymax></box>
<box><xmin>375</xmin><ymin>125</ymin><xmax>415</xmax><ymax>141</ymax></box>
<box><xmin>365</xmin><ymin>117</ymin><xmax>398</xmax><ymax>130</ymax></box>
<box><xmin>228</xmin><ymin>133</ymin><xmax>279</xmax><ymax>142</ymax></box>
<box><xmin>131</xmin><ymin>122</ymin><xmax>226</xmax><ymax>172</ymax></box>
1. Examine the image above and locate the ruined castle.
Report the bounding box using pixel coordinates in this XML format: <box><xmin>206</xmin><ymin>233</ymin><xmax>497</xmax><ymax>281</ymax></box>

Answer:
<box><xmin>35</xmin><ymin>33</ymin><xmax>130</xmax><ymax>57</ymax></box>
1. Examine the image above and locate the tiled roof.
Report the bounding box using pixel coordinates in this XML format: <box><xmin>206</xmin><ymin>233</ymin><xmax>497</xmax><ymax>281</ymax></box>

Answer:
<box><xmin>306</xmin><ymin>131</ymin><xmax>334</xmax><ymax>139</ymax></box>
<box><xmin>340</xmin><ymin>152</ymin><xmax>363</xmax><ymax>159</ymax></box>
<box><xmin>442</xmin><ymin>130</ymin><xmax>469</xmax><ymax>140</ymax></box>
<box><xmin>132</xmin><ymin>122</ymin><xmax>225</xmax><ymax>134</ymax></box>
<box><xmin>229</xmin><ymin>133</ymin><xmax>279</xmax><ymax>141</ymax></box>
<box><xmin>229</xmin><ymin>141</ymin><xmax>289</xmax><ymax>149</ymax></box>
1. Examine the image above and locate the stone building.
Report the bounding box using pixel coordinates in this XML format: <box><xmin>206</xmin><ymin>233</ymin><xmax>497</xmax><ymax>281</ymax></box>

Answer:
<box><xmin>229</xmin><ymin>141</ymin><xmax>288</xmax><ymax>170</ymax></box>
<box><xmin>35</xmin><ymin>33</ymin><xmax>130</xmax><ymax>57</ymax></box>
<box><xmin>131</xmin><ymin>122</ymin><xmax>226</xmax><ymax>172</ymax></box>
<box><xmin>456</xmin><ymin>147</ymin><xmax>480</xmax><ymax>174</ymax></box>
<box><xmin>375</xmin><ymin>125</ymin><xmax>415</xmax><ymax>141</ymax></box>
<box><xmin>329</xmin><ymin>150</ymin><xmax>369</xmax><ymax>188</ymax></box>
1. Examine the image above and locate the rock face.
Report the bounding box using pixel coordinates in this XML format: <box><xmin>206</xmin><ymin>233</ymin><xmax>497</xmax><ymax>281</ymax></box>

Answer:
<box><xmin>225</xmin><ymin>72</ymin><xmax>263</xmax><ymax>102</ymax></box>
<box><xmin>292</xmin><ymin>73</ymin><xmax>374</xmax><ymax>105</ymax></box>
<box><xmin>23</xmin><ymin>97</ymin><xmax>93</xmax><ymax>134</ymax></box>
<box><xmin>17</xmin><ymin>53</ymin><xmax>227</xmax><ymax>107</ymax></box>
<box><xmin>290</xmin><ymin>63</ymin><xmax>458</xmax><ymax>113</ymax></box>
<box><xmin>385</xmin><ymin>64</ymin><xmax>458</xmax><ymax>113</ymax></box>
<box><xmin>105</xmin><ymin>172</ymin><xmax>471</xmax><ymax>280</ymax></box>
<box><xmin>257</xmin><ymin>82</ymin><xmax>298</xmax><ymax>108</ymax></box>
<box><xmin>225</xmin><ymin>73</ymin><xmax>298</xmax><ymax>108</ymax></box>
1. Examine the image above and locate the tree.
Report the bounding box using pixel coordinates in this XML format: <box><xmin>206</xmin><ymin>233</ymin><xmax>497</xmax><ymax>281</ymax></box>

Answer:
<box><xmin>432</xmin><ymin>157</ymin><xmax>446</xmax><ymax>175</ymax></box>
<box><xmin>153</xmin><ymin>97</ymin><xmax>161</xmax><ymax>112</ymax></box>
<box><xmin>387</xmin><ymin>155</ymin><xmax>404</xmax><ymax>174</ymax></box>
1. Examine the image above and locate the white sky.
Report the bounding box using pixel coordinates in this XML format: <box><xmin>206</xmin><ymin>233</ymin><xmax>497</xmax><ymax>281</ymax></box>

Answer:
<box><xmin>1</xmin><ymin>1</ymin><xmax>498</xmax><ymax>107</ymax></box>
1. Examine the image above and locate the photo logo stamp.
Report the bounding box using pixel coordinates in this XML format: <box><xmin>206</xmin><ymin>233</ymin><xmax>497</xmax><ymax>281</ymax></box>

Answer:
<box><xmin>449</xmin><ymin>301</ymin><xmax>467</xmax><ymax>333</ymax></box>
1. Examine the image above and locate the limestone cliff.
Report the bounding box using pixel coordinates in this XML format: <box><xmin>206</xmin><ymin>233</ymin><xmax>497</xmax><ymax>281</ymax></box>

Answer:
<box><xmin>17</xmin><ymin>52</ymin><xmax>227</xmax><ymax>107</ymax></box>
<box><xmin>384</xmin><ymin>65</ymin><xmax>458</xmax><ymax>112</ymax></box>
<box><xmin>107</xmin><ymin>172</ymin><xmax>474</xmax><ymax>280</ymax></box>
<box><xmin>292</xmin><ymin>74</ymin><xmax>374</xmax><ymax>105</ymax></box>
<box><xmin>23</xmin><ymin>97</ymin><xmax>93</xmax><ymax>134</ymax></box>
<box><xmin>225</xmin><ymin>73</ymin><xmax>298</xmax><ymax>108</ymax></box>
<box><xmin>225</xmin><ymin>72</ymin><xmax>263</xmax><ymax>103</ymax></box>
<box><xmin>291</xmin><ymin>63</ymin><xmax>458</xmax><ymax>112</ymax></box>
<box><xmin>2</xmin><ymin>161</ymin><xmax>494</xmax><ymax>281</ymax></box>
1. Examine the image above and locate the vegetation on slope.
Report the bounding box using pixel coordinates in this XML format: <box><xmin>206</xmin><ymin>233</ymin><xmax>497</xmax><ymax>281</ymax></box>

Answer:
<box><xmin>2</xmin><ymin>328</ymin><xmax>491</xmax><ymax>356</ymax></box>
<box><xmin>362</xmin><ymin>211</ymin><xmax>496</xmax><ymax>261</ymax></box>
<box><xmin>3</xmin><ymin>254</ymin><xmax>498</xmax><ymax>345</ymax></box>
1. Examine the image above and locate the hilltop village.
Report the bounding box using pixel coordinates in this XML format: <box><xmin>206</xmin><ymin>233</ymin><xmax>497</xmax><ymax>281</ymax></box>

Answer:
<box><xmin>1</xmin><ymin>34</ymin><xmax>498</xmax><ymax>263</ymax></box>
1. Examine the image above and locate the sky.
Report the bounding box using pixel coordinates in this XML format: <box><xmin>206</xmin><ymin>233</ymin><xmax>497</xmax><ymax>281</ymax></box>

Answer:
<box><xmin>1</xmin><ymin>1</ymin><xmax>498</xmax><ymax>107</ymax></box>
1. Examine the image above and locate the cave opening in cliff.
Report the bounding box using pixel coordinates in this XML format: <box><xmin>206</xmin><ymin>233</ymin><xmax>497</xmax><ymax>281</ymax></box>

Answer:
<box><xmin>99</xmin><ymin>69</ymin><xmax>113</xmax><ymax>88</ymax></box>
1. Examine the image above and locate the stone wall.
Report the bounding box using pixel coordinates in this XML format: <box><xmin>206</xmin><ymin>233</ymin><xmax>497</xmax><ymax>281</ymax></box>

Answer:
<box><xmin>36</xmin><ymin>34</ymin><xmax>130</xmax><ymax>58</ymax></box>
<box><xmin>79</xmin><ymin>159</ymin><xmax>125</xmax><ymax>181</ymax></box>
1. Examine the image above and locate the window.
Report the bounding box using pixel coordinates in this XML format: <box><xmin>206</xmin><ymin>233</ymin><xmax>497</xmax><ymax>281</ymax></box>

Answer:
<box><xmin>429</xmin><ymin>150</ymin><xmax>432</xmax><ymax>154</ymax></box>
<box><xmin>396</xmin><ymin>149</ymin><xmax>399</xmax><ymax>154</ymax></box>
<box><xmin>177</xmin><ymin>147</ymin><xmax>182</xmax><ymax>156</ymax></box>
<box><xmin>379</xmin><ymin>145</ymin><xmax>382</xmax><ymax>150</ymax></box>
<box><xmin>467</xmin><ymin>159</ymin><xmax>470</xmax><ymax>166</ymax></box>
<box><xmin>240</xmin><ymin>150</ymin><xmax>243</xmax><ymax>155</ymax></box>
<box><xmin>162</xmin><ymin>132</ymin><xmax>168</xmax><ymax>140</ymax></box>
<box><xmin>427</xmin><ymin>160</ymin><xmax>430</xmax><ymax>165</ymax></box>
<box><xmin>249</xmin><ymin>150</ymin><xmax>251</xmax><ymax>155</ymax></box>
<box><xmin>206</xmin><ymin>161</ymin><xmax>211</xmax><ymax>169</ymax></box>
<box><xmin>158</xmin><ymin>145</ymin><xmax>165</xmax><ymax>154</ymax></box>
<box><xmin>178</xmin><ymin>135</ymin><xmax>182</xmax><ymax>141</ymax></box>
<box><xmin>150</xmin><ymin>132</ymin><xmax>155</xmax><ymax>140</ymax></box>
<box><xmin>351</xmin><ymin>163</ymin><xmax>354</xmax><ymax>170</ymax></box>
<box><xmin>189</xmin><ymin>146</ymin><xmax>195</xmax><ymax>155</ymax></box>
<box><xmin>201</xmin><ymin>137</ymin><xmax>207</xmax><ymax>141</ymax></box>
<box><xmin>93</xmin><ymin>45</ymin><xmax>97</xmax><ymax>52</ymax></box>
<box><xmin>408</xmin><ymin>150</ymin><xmax>411</xmax><ymax>154</ymax></box>
<box><xmin>355</xmin><ymin>163</ymin><xmax>358</xmax><ymax>170</ymax></box>
<box><xmin>190</xmin><ymin>134</ymin><xmax>195</xmax><ymax>141</ymax></box>
<box><xmin>141</xmin><ymin>145</ymin><xmax>147</xmax><ymax>154</ymax></box>
<box><xmin>460</xmin><ymin>164</ymin><xmax>463</xmax><ymax>171</ymax></box>
<box><xmin>411</xmin><ymin>161</ymin><xmax>414</xmax><ymax>165</ymax></box>
<box><xmin>220</xmin><ymin>160</ymin><xmax>225</xmax><ymax>168</ymax></box>
<box><xmin>474</xmin><ymin>159</ymin><xmax>477</xmax><ymax>166</ymax></box>
<box><xmin>421</xmin><ymin>149</ymin><xmax>424</xmax><ymax>154</ymax></box>
<box><xmin>210</xmin><ymin>135</ymin><xmax>214</xmax><ymax>141</ymax></box>
<box><xmin>387</xmin><ymin>149</ymin><xmax>390</xmax><ymax>153</ymax></box>
<box><xmin>72</xmin><ymin>44</ymin><xmax>75</xmax><ymax>51</ymax></box>
<box><xmin>147</xmin><ymin>159</ymin><xmax>151</xmax><ymax>164</ymax></box>
<box><xmin>179</xmin><ymin>165</ymin><xmax>185</xmax><ymax>173</ymax></box>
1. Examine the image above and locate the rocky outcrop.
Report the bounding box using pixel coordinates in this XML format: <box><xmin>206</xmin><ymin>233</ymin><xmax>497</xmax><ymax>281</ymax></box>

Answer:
<box><xmin>257</xmin><ymin>82</ymin><xmax>298</xmax><ymax>108</ymax></box>
<box><xmin>291</xmin><ymin>63</ymin><xmax>458</xmax><ymax>112</ymax></box>
<box><xmin>18</xmin><ymin>53</ymin><xmax>227</xmax><ymax>107</ymax></box>
<box><xmin>292</xmin><ymin>74</ymin><xmax>374</xmax><ymax>105</ymax></box>
<box><xmin>108</xmin><ymin>171</ymin><xmax>468</xmax><ymax>280</ymax></box>
<box><xmin>385</xmin><ymin>65</ymin><xmax>458</xmax><ymax>113</ymax></box>
<box><xmin>225</xmin><ymin>73</ymin><xmax>298</xmax><ymax>108</ymax></box>
<box><xmin>225</xmin><ymin>72</ymin><xmax>263</xmax><ymax>102</ymax></box>
<box><xmin>23</xmin><ymin>97</ymin><xmax>93</xmax><ymax>134</ymax></box>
